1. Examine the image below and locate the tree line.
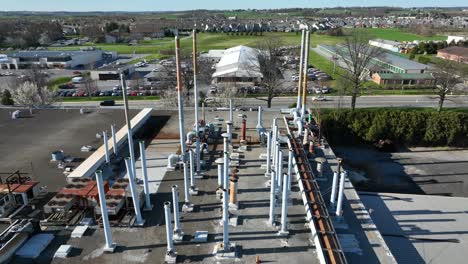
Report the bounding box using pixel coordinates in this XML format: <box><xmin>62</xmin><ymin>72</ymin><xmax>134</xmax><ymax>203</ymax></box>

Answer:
<box><xmin>0</xmin><ymin>20</ymin><xmax>63</xmax><ymax>48</ymax></box>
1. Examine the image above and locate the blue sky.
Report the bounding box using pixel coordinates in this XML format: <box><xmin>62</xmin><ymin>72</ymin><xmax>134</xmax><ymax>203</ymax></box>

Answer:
<box><xmin>1</xmin><ymin>0</ymin><xmax>466</xmax><ymax>11</ymax></box>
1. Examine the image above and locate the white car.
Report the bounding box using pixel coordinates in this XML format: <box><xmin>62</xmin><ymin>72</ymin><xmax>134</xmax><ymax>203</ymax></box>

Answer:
<box><xmin>311</xmin><ymin>95</ymin><xmax>327</xmax><ymax>101</ymax></box>
<box><xmin>291</xmin><ymin>75</ymin><xmax>299</xmax><ymax>81</ymax></box>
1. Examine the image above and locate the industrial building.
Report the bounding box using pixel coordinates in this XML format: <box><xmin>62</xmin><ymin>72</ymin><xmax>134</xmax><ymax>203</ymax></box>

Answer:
<box><xmin>369</xmin><ymin>39</ymin><xmax>402</xmax><ymax>53</ymax></box>
<box><xmin>372</xmin><ymin>72</ymin><xmax>435</xmax><ymax>87</ymax></box>
<box><xmin>437</xmin><ymin>46</ymin><xmax>468</xmax><ymax>64</ymax></box>
<box><xmin>212</xmin><ymin>45</ymin><xmax>263</xmax><ymax>85</ymax></box>
<box><xmin>6</xmin><ymin>48</ymin><xmax>116</xmax><ymax>70</ymax></box>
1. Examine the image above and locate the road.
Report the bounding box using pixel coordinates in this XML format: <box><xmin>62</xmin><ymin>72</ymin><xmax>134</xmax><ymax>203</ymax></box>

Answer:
<box><xmin>50</xmin><ymin>95</ymin><xmax>468</xmax><ymax>110</ymax></box>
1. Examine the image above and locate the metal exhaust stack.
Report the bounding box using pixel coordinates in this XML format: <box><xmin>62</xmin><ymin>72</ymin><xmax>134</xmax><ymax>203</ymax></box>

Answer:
<box><xmin>268</xmin><ymin>168</ymin><xmax>277</xmax><ymax>226</ymax></box>
<box><xmin>335</xmin><ymin>171</ymin><xmax>348</xmax><ymax>219</ymax></box>
<box><xmin>95</xmin><ymin>170</ymin><xmax>116</xmax><ymax>252</ymax></box>
<box><xmin>103</xmin><ymin>131</ymin><xmax>110</xmax><ymax>164</ymax></box>
<box><xmin>296</xmin><ymin>29</ymin><xmax>306</xmax><ymax>111</ymax></box>
<box><xmin>330</xmin><ymin>171</ymin><xmax>339</xmax><ymax>208</ymax></box>
<box><xmin>164</xmin><ymin>201</ymin><xmax>177</xmax><ymax>263</ymax></box>
<box><xmin>175</xmin><ymin>36</ymin><xmax>193</xmax><ymax>213</ymax></box>
<box><xmin>278</xmin><ymin>172</ymin><xmax>290</xmax><ymax>236</ymax></box>
<box><xmin>301</xmin><ymin>30</ymin><xmax>311</xmax><ymax>118</ymax></box>
<box><xmin>287</xmin><ymin>149</ymin><xmax>293</xmax><ymax>191</ymax></box>
<box><xmin>120</xmin><ymin>74</ymin><xmax>137</xmax><ymax>179</ymax></box>
<box><xmin>124</xmin><ymin>158</ymin><xmax>145</xmax><ymax>226</ymax></box>
<box><xmin>256</xmin><ymin>106</ymin><xmax>264</xmax><ymax>131</ymax></box>
<box><xmin>213</xmin><ymin>188</ymin><xmax>236</xmax><ymax>258</ymax></box>
<box><xmin>171</xmin><ymin>185</ymin><xmax>184</xmax><ymax>241</ymax></box>
<box><xmin>192</xmin><ymin>29</ymin><xmax>203</xmax><ymax>178</ymax></box>
<box><xmin>189</xmin><ymin>150</ymin><xmax>198</xmax><ymax>195</ymax></box>
<box><xmin>277</xmin><ymin>149</ymin><xmax>283</xmax><ymax>191</ymax></box>
<box><xmin>265</xmin><ymin>131</ymin><xmax>272</xmax><ymax>178</ymax></box>
<box><xmin>229</xmin><ymin>171</ymin><xmax>238</xmax><ymax>210</ymax></box>
<box><xmin>139</xmin><ymin>141</ymin><xmax>152</xmax><ymax>211</ymax></box>
<box><xmin>222</xmin><ymin>133</ymin><xmax>230</xmax><ymax>190</ymax></box>
<box><xmin>111</xmin><ymin>124</ymin><xmax>118</xmax><ymax>155</ymax></box>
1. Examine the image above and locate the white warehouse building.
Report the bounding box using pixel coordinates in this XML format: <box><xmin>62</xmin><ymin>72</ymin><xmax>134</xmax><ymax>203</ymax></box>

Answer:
<box><xmin>8</xmin><ymin>48</ymin><xmax>116</xmax><ymax>69</ymax></box>
<box><xmin>212</xmin><ymin>45</ymin><xmax>263</xmax><ymax>86</ymax></box>
<box><xmin>369</xmin><ymin>39</ymin><xmax>402</xmax><ymax>53</ymax></box>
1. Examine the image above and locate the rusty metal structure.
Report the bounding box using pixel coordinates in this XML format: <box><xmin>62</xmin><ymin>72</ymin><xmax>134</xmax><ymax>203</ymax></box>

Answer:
<box><xmin>284</xmin><ymin>116</ymin><xmax>347</xmax><ymax>264</ymax></box>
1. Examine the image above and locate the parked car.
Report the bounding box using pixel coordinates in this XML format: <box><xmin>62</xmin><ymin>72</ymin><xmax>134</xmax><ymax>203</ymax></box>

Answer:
<box><xmin>311</xmin><ymin>95</ymin><xmax>327</xmax><ymax>101</ymax></box>
<box><xmin>100</xmin><ymin>100</ymin><xmax>115</xmax><ymax>106</ymax></box>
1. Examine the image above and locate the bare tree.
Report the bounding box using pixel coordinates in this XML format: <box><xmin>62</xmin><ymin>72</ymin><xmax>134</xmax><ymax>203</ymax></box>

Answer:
<box><xmin>433</xmin><ymin>60</ymin><xmax>465</xmax><ymax>112</ymax></box>
<box><xmin>254</xmin><ymin>36</ymin><xmax>285</xmax><ymax>108</ymax></box>
<box><xmin>335</xmin><ymin>30</ymin><xmax>383</xmax><ymax>110</ymax></box>
<box><xmin>12</xmin><ymin>82</ymin><xmax>56</xmax><ymax>114</ymax></box>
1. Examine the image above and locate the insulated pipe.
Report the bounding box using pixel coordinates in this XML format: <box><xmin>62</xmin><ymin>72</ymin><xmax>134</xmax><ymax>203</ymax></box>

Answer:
<box><xmin>139</xmin><ymin>141</ymin><xmax>152</xmax><ymax>210</ymax></box>
<box><xmin>172</xmin><ymin>185</ymin><xmax>182</xmax><ymax>236</ymax></box>
<box><xmin>301</xmin><ymin>30</ymin><xmax>311</xmax><ymax>117</ymax></box>
<box><xmin>95</xmin><ymin>170</ymin><xmax>115</xmax><ymax>251</ymax></box>
<box><xmin>226</xmin><ymin>121</ymin><xmax>233</xmax><ymax>141</ymax></box>
<box><xmin>192</xmin><ymin>29</ymin><xmax>202</xmax><ymax>177</ymax></box>
<box><xmin>265</xmin><ymin>131</ymin><xmax>272</xmax><ymax>176</ymax></box>
<box><xmin>186</xmin><ymin>131</ymin><xmax>196</xmax><ymax>144</ymax></box>
<box><xmin>103</xmin><ymin>131</ymin><xmax>110</xmax><ymax>164</ymax></box>
<box><xmin>287</xmin><ymin>149</ymin><xmax>293</xmax><ymax>191</ymax></box>
<box><xmin>111</xmin><ymin>124</ymin><xmax>118</xmax><ymax>155</ymax></box>
<box><xmin>241</xmin><ymin>117</ymin><xmax>247</xmax><ymax>142</ymax></box>
<box><xmin>175</xmin><ymin>37</ymin><xmax>192</xmax><ymax>208</ymax></box>
<box><xmin>189</xmin><ymin>149</ymin><xmax>196</xmax><ymax>189</ymax></box>
<box><xmin>277</xmin><ymin>150</ymin><xmax>283</xmax><ymax>191</ymax></box>
<box><xmin>164</xmin><ymin>201</ymin><xmax>175</xmax><ymax>252</ymax></box>
<box><xmin>275</xmin><ymin>142</ymin><xmax>281</xmax><ymax>191</ymax></box>
<box><xmin>330</xmin><ymin>171</ymin><xmax>339</xmax><ymax>208</ymax></box>
<box><xmin>222</xmin><ymin>133</ymin><xmax>230</xmax><ymax>190</ymax></box>
<box><xmin>296</xmin><ymin>120</ymin><xmax>303</xmax><ymax>136</ymax></box>
<box><xmin>120</xmin><ymin>74</ymin><xmax>137</xmax><ymax>178</ymax></box>
<box><xmin>268</xmin><ymin>170</ymin><xmax>276</xmax><ymax>225</ymax></box>
<box><xmin>256</xmin><ymin>106</ymin><xmax>263</xmax><ymax>130</ymax></box>
<box><xmin>336</xmin><ymin>171</ymin><xmax>348</xmax><ymax>217</ymax></box>
<box><xmin>124</xmin><ymin>158</ymin><xmax>144</xmax><ymax>225</ymax></box>
<box><xmin>217</xmin><ymin>164</ymin><xmax>223</xmax><ymax>187</ymax></box>
<box><xmin>229</xmin><ymin>173</ymin><xmax>238</xmax><ymax>207</ymax></box>
<box><xmin>167</xmin><ymin>154</ymin><xmax>180</xmax><ymax>170</ymax></box>
<box><xmin>296</xmin><ymin>29</ymin><xmax>305</xmax><ymax>111</ymax></box>
<box><xmin>202</xmin><ymin>102</ymin><xmax>205</xmax><ymax>124</ymax></box>
<box><xmin>196</xmin><ymin>138</ymin><xmax>202</xmax><ymax>175</ymax></box>
<box><xmin>280</xmin><ymin>172</ymin><xmax>289</xmax><ymax>233</ymax></box>
<box><xmin>222</xmin><ymin>188</ymin><xmax>230</xmax><ymax>250</ymax></box>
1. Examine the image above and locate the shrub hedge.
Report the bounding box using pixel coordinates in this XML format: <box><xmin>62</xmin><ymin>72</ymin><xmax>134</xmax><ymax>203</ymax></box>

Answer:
<box><xmin>321</xmin><ymin>109</ymin><xmax>468</xmax><ymax>147</ymax></box>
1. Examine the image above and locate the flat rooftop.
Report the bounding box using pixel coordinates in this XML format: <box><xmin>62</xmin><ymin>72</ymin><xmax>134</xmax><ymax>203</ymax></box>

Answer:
<box><xmin>361</xmin><ymin>192</ymin><xmax>468</xmax><ymax>264</ymax></box>
<box><xmin>0</xmin><ymin>109</ymin><xmax>136</xmax><ymax>192</ymax></box>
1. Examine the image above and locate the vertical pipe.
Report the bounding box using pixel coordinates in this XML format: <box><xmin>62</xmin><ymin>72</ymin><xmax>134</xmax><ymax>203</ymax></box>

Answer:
<box><xmin>172</xmin><ymin>185</ymin><xmax>182</xmax><ymax>236</ymax></box>
<box><xmin>277</xmin><ymin>150</ymin><xmax>283</xmax><ymax>191</ymax></box>
<box><xmin>227</xmin><ymin>121</ymin><xmax>233</xmax><ymax>141</ymax></box>
<box><xmin>111</xmin><ymin>124</ymin><xmax>118</xmax><ymax>155</ymax></box>
<box><xmin>229</xmin><ymin>174</ymin><xmax>238</xmax><ymax>206</ymax></box>
<box><xmin>241</xmin><ymin>118</ymin><xmax>246</xmax><ymax>141</ymax></box>
<box><xmin>103</xmin><ymin>131</ymin><xmax>110</xmax><ymax>164</ymax></box>
<box><xmin>268</xmin><ymin>170</ymin><xmax>276</xmax><ymax>225</ymax></box>
<box><xmin>164</xmin><ymin>201</ymin><xmax>174</xmax><ymax>252</ymax></box>
<box><xmin>202</xmin><ymin>102</ymin><xmax>205</xmax><ymax>123</ymax></box>
<box><xmin>193</xmin><ymin>29</ymin><xmax>202</xmax><ymax>176</ymax></box>
<box><xmin>189</xmin><ymin>149</ymin><xmax>195</xmax><ymax>189</ymax></box>
<box><xmin>223</xmin><ymin>134</ymin><xmax>229</xmax><ymax>190</ymax></box>
<box><xmin>95</xmin><ymin>170</ymin><xmax>114</xmax><ymax>251</ymax></box>
<box><xmin>120</xmin><ymin>74</ymin><xmax>136</xmax><ymax>178</ymax></box>
<box><xmin>175</xmin><ymin>36</ymin><xmax>191</xmax><ymax>207</ymax></box>
<box><xmin>139</xmin><ymin>141</ymin><xmax>152</xmax><ymax>210</ymax></box>
<box><xmin>330</xmin><ymin>171</ymin><xmax>339</xmax><ymax>208</ymax></box>
<box><xmin>280</xmin><ymin>172</ymin><xmax>289</xmax><ymax>233</ymax></box>
<box><xmin>217</xmin><ymin>164</ymin><xmax>223</xmax><ymax>187</ymax></box>
<box><xmin>301</xmin><ymin>31</ymin><xmax>311</xmax><ymax>117</ymax></box>
<box><xmin>124</xmin><ymin>158</ymin><xmax>144</xmax><ymax>225</ymax></box>
<box><xmin>275</xmin><ymin>142</ymin><xmax>281</xmax><ymax>191</ymax></box>
<box><xmin>287</xmin><ymin>149</ymin><xmax>293</xmax><ymax>191</ymax></box>
<box><xmin>265</xmin><ymin>131</ymin><xmax>272</xmax><ymax>176</ymax></box>
<box><xmin>222</xmin><ymin>188</ymin><xmax>229</xmax><ymax>250</ymax></box>
<box><xmin>296</xmin><ymin>29</ymin><xmax>305</xmax><ymax>110</ymax></box>
<box><xmin>256</xmin><ymin>106</ymin><xmax>263</xmax><ymax>130</ymax></box>
<box><xmin>229</xmin><ymin>99</ymin><xmax>233</xmax><ymax>123</ymax></box>
<box><xmin>336</xmin><ymin>171</ymin><xmax>347</xmax><ymax>217</ymax></box>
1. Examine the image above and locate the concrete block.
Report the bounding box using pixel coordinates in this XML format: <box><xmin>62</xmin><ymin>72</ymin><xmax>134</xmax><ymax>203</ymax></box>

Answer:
<box><xmin>165</xmin><ymin>251</ymin><xmax>177</xmax><ymax>263</ymax></box>
<box><xmin>212</xmin><ymin>242</ymin><xmax>237</xmax><ymax>259</ymax></box>
<box><xmin>103</xmin><ymin>242</ymin><xmax>117</xmax><ymax>253</ymax></box>
<box><xmin>182</xmin><ymin>203</ymin><xmax>194</xmax><ymax>212</ymax></box>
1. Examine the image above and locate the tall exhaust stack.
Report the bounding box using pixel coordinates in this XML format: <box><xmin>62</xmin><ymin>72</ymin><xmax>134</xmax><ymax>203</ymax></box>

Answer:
<box><xmin>164</xmin><ymin>201</ymin><xmax>177</xmax><ymax>263</ymax></box>
<box><xmin>95</xmin><ymin>170</ymin><xmax>116</xmax><ymax>252</ymax></box>
<box><xmin>103</xmin><ymin>131</ymin><xmax>110</xmax><ymax>164</ymax></box>
<box><xmin>192</xmin><ymin>29</ymin><xmax>202</xmax><ymax>178</ymax></box>
<box><xmin>175</xmin><ymin>36</ymin><xmax>193</xmax><ymax>212</ymax></box>
<box><xmin>301</xmin><ymin>31</ymin><xmax>311</xmax><ymax>118</ymax></box>
<box><xmin>120</xmin><ymin>74</ymin><xmax>137</xmax><ymax>179</ymax></box>
<box><xmin>111</xmin><ymin>124</ymin><xmax>118</xmax><ymax>155</ymax></box>
<box><xmin>125</xmin><ymin>158</ymin><xmax>145</xmax><ymax>226</ymax></box>
<box><xmin>139</xmin><ymin>141</ymin><xmax>152</xmax><ymax>211</ymax></box>
<box><xmin>296</xmin><ymin>29</ymin><xmax>306</xmax><ymax>111</ymax></box>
